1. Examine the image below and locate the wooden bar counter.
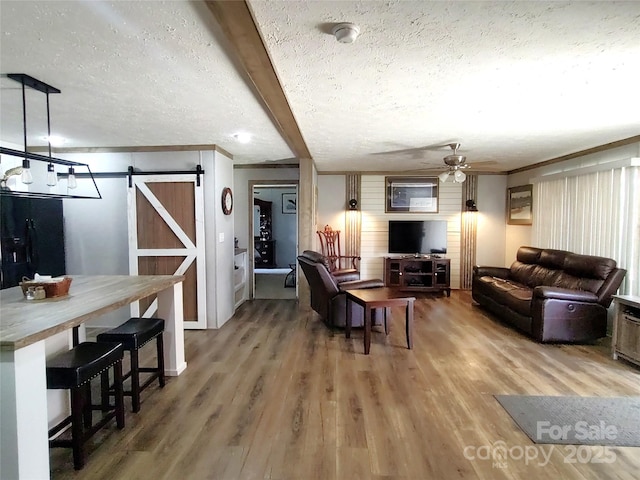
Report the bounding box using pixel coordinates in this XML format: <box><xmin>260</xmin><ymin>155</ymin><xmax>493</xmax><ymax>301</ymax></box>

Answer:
<box><xmin>0</xmin><ymin>275</ymin><xmax>186</xmax><ymax>479</ymax></box>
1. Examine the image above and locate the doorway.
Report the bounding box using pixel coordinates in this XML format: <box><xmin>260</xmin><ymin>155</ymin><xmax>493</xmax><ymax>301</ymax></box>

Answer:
<box><xmin>251</xmin><ymin>183</ymin><xmax>298</xmax><ymax>299</ymax></box>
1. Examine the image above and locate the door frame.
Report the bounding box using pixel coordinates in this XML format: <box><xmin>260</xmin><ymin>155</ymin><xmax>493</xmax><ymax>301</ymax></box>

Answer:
<box><xmin>248</xmin><ymin>180</ymin><xmax>299</xmax><ymax>299</ymax></box>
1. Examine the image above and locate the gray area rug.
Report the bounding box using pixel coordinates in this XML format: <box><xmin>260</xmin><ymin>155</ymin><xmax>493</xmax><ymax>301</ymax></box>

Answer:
<box><xmin>494</xmin><ymin>395</ymin><xmax>640</xmax><ymax>447</ymax></box>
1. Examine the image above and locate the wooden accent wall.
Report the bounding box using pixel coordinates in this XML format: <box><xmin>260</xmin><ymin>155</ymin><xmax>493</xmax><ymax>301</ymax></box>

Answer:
<box><xmin>460</xmin><ymin>175</ymin><xmax>478</xmax><ymax>290</ymax></box>
<box><xmin>359</xmin><ymin>175</ymin><xmax>462</xmax><ymax>289</ymax></box>
<box><xmin>345</xmin><ymin>174</ymin><xmax>361</xmax><ymax>258</ymax></box>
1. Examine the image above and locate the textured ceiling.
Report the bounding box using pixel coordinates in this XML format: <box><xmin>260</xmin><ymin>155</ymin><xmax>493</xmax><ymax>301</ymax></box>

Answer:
<box><xmin>1</xmin><ymin>1</ymin><xmax>639</xmax><ymax>173</ymax></box>
<box><xmin>0</xmin><ymin>0</ymin><xmax>294</xmax><ymax>163</ymax></box>
<box><xmin>248</xmin><ymin>0</ymin><xmax>640</xmax><ymax>172</ymax></box>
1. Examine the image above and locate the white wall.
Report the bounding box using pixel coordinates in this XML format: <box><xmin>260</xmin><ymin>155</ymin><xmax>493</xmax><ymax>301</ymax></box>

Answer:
<box><xmin>60</xmin><ymin>149</ymin><xmax>234</xmax><ymax>329</ymax></box>
<box><xmin>63</xmin><ymin>177</ymin><xmax>130</xmax><ymax>327</ymax></box>
<box><xmin>476</xmin><ymin>175</ymin><xmax>508</xmax><ymax>266</ymax></box>
<box><xmin>211</xmin><ymin>150</ymin><xmax>235</xmax><ymax>328</ymax></box>
<box><xmin>317</xmin><ymin>175</ymin><xmax>346</xmax><ymax>233</ymax></box>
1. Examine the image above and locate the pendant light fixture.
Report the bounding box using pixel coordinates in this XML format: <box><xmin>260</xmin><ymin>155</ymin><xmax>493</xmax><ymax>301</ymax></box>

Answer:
<box><xmin>20</xmin><ymin>159</ymin><xmax>33</xmax><ymax>184</ymax></box>
<box><xmin>0</xmin><ymin>73</ymin><xmax>101</xmax><ymax>199</ymax></box>
<box><xmin>46</xmin><ymin>163</ymin><xmax>57</xmax><ymax>186</ymax></box>
<box><xmin>67</xmin><ymin>167</ymin><xmax>77</xmax><ymax>189</ymax></box>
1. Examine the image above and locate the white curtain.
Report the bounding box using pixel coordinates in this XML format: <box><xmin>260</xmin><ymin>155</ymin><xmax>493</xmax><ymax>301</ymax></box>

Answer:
<box><xmin>532</xmin><ymin>166</ymin><xmax>639</xmax><ymax>296</ymax></box>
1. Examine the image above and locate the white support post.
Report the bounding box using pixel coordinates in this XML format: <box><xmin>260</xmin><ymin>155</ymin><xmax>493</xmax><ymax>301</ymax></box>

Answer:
<box><xmin>157</xmin><ymin>281</ymin><xmax>187</xmax><ymax>376</ymax></box>
<box><xmin>1</xmin><ymin>341</ymin><xmax>51</xmax><ymax>479</ymax></box>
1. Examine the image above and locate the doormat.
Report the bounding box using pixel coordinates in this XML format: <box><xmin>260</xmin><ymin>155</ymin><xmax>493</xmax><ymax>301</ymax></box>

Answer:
<box><xmin>494</xmin><ymin>395</ymin><xmax>640</xmax><ymax>446</ymax></box>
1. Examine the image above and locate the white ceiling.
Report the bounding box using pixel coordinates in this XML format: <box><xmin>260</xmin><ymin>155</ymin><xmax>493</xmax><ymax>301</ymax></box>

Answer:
<box><xmin>1</xmin><ymin>1</ymin><xmax>639</xmax><ymax>173</ymax></box>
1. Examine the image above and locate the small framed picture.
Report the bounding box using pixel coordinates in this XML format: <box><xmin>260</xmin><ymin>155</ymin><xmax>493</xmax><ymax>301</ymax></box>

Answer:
<box><xmin>507</xmin><ymin>184</ymin><xmax>533</xmax><ymax>225</ymax></box>
<box><xmin>282</xmin><ymin>193</ymin><xmax>296</xmax><ymax>214</ymax></box>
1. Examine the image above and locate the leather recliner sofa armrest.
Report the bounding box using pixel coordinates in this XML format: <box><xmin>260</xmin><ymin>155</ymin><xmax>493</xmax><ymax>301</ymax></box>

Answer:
<box><xmin>473</xmin><ymin>266</ymin><xmax>510</xmax><ymax>279</ymax></box>
<box><xmin>533</xmin><ymin>286</ymin><xmax>599</xmax><ymax>303</ymax></box>
<box><xmin>338</xmin><ymin>279</ymin><xmax>385</xmax><ymax>291</ymax></box>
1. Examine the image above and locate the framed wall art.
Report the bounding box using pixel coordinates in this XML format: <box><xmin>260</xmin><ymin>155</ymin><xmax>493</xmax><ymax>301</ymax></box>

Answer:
<box><xmin>282</xmin><ymin>193</ymin><xmax>297</xmax><ymax>214</ymax></box>
<box><xmin>385</xmin><ymin>176</ymin><xmax>439</xmax><ymax>213</ymax></box>
<box><xmin>507</xmin><ymin>184</ymin><xmax>533</xmax><ymax>225</ymax></box>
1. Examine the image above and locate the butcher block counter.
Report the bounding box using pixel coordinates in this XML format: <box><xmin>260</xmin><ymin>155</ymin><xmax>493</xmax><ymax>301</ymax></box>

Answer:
<box><xmin>0</xmin><ymin>274</ymin><xmax>186</xmax><ymax>479</ymax></box>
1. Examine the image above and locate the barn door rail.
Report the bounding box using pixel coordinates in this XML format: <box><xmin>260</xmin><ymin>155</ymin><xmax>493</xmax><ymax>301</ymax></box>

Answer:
<box><xmin>127</xmin><ymin>165</ymin><xmax>204</xmax><ymax>187</ymax></box>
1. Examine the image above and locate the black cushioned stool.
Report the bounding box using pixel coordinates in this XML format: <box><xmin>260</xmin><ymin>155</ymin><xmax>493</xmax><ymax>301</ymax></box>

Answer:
<box><xmin>47</xmin><ymin>341</ymin><xmax>125</xmax><ymax>470</ymax></box>
<box><xmin>97</xmin><ymin>317</ymin><xmax>165</xmax><ymax>413</ymax></box>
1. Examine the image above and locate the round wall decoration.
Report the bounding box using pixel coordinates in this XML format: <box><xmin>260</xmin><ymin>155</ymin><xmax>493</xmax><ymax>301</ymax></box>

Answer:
<box><xmin>221</xmin><ymin>187</ymin><xmax>233</xmax><ymax>215</ymax></box>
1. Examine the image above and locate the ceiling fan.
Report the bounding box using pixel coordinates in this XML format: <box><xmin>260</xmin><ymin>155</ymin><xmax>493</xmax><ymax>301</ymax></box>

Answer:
<box><xmin>438</xmin><ymin>143</ymin><xmax>469</xmax><ymax>183</ymax></box>
<box><xmin>402</xmin><ymin>142</ymin><xmax>498</xmax><ymax>183</ymax></box>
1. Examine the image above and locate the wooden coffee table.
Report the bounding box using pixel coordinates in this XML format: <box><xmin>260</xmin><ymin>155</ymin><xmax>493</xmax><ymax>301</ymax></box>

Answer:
<box><xmin>344</xmin><ymin>287</ymin><xmax>416</xmax><ymax>355</ymax></box>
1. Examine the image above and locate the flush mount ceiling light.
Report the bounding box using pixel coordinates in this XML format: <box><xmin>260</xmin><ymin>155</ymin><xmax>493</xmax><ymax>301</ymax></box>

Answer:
<box><xmin>233</xmin><ymin>132</ymin><xmax>251</xmax><ymax>143</ymax></box>
<box><xmin>42</xmin><ymin>135</ymin><xmax>67</xmax><ymax>146</ymax></box>
<box><xmin>331</xmin><ymin>23</ymin><xmax>360</xmax><ymax>43</ymax></box>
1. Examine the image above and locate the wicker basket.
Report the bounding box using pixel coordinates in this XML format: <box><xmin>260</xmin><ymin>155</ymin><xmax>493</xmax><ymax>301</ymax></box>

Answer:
<box><xmin>20</xmin><ymin>276</ymin><xmax>72</xmax><ymax>298</ymax></box>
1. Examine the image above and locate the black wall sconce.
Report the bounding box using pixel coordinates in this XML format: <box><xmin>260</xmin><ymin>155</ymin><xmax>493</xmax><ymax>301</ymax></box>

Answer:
<box><xmin>465</xmin><ymin>199</ymin><xmax>478</xmax><ymax>212</ymax></box>
<box><xmin>348</xmin><ymin>198</ymin><xmax>358</xmax><ymax>210</ymax></box>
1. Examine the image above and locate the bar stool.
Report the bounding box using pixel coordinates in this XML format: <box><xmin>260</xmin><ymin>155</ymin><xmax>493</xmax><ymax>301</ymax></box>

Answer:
<box><xmin>97</xmin><ymin>317</ymin><xmax>165</xmax><ymax>413</ymax></box>
<box><xmin>47</xmin><ymin>341</ymin><xmax>125</xmax><ymax>470</ymax></box>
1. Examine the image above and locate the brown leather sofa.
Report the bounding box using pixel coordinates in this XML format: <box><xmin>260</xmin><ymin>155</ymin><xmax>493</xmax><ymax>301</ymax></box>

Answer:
<box><xmin>298</xmin><ymin>250</ymin><xmax>384</xmax><ymax>328</ymax></box>
<box><xmin>472</xmin><ymin>246</ymin><xmax>626</xmax><ymax>343</ymax></box>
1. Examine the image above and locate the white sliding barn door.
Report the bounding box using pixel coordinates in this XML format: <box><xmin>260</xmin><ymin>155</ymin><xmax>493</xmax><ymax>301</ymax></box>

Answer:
<box><xmin>128</xmin><ymin>174</ymin><xmax>207</xmax><ymax>329</ymax></box>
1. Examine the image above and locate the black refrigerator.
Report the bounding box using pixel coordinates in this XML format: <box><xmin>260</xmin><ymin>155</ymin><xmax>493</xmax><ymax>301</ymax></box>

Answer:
<box><xmin>0</xmin><ymin>196</ymin><xmax>66</xmax><ymax>289</ymax></box>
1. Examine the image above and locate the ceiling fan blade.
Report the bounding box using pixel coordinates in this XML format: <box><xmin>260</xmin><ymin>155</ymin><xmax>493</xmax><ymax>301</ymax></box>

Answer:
<box><xmin>469</xmin><ymin>160</ymin><xmax>498</xmax><ymax>166</ymax></box>
<box><xmin>370</xmin><ymin>139</ymin><xmax>461</xmax><ymax>157</ymax></box>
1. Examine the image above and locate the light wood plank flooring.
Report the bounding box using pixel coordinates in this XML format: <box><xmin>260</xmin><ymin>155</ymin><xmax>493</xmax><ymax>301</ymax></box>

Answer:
<box><xmin>51</xmin><ymin>291</ymin><xmax>640</xmax><ymax>479</ymax></box>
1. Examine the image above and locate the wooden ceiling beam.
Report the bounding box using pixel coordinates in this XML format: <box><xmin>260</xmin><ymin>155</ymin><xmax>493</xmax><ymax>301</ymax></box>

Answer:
<box><xmin>204</xmin><ymin>0</ymin><xmax>312</xmax><ymax>160</ymax></box>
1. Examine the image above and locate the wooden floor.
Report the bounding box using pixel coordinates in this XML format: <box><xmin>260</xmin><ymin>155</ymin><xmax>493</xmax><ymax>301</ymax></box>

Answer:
<box><xmin>51</xmin><ymin>291</ymin><xmax>640</xmax><ymax>479</ymax></box>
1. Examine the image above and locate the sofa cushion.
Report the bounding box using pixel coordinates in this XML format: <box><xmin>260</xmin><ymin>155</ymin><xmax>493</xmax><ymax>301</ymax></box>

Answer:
<box><xmin>511</xmin><ymin>248</ymin><xmax>567</xmax><ymax>288</ymax></box>
<box><xmin>565</xmin><ymin>252</ymin><xmax>616</xmax><ymax>279</ymax></box>
<box><xmin>538</xmin><ymin>249</ymin><xmax>568</xmax><ymax>269</ymax></box>
<box><xmin>516</xmin><ymin>246</ymin><xmax>542</xmax><ymax>264</ymax></box>
<box><xmin>477</xmin><ymin>276</ymin><xmax>532</xmax><ymax>316</ymax></box>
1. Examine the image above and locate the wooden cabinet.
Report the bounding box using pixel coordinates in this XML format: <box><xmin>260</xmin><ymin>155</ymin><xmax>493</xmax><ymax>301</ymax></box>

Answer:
<box><xmin>384</xmin><ymin>256</ymin><xmax>451</xmax><ymax>296</ymax></box>
<box><xmin>612</xmin><ymin>295</ymin><xmax>640</xmax><ymax>368</ymax></box>
<box><xmin>254</xmin><ymin>240</ymin><xmax>276</xmax><ymax>267</ymax></box>
<box><xmin>253</xmin><ymin>198</ymin><xmax>275</xmax><ymax>268</ymax></box>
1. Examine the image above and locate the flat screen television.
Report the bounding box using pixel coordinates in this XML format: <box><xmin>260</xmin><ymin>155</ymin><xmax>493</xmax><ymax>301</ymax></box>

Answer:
<box><xmin>388</xmin><ymin>220</ymin><xmax>447</xmax><ymax>255</ymax></box>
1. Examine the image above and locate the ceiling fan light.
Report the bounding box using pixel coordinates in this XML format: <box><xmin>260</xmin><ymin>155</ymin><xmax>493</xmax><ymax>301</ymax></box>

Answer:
<box><xmin>454</xmin><ymin>170</ymin><xmax>466</xmax><ymax>183</ymax></box>
<box><xmin>438</xmin><ymin>171</ymin><xmax>450</xmax><ymax>183</ymax></box>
